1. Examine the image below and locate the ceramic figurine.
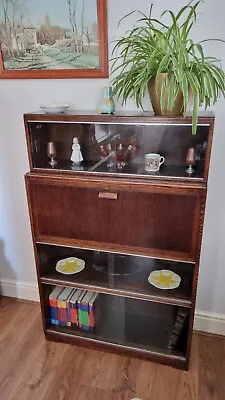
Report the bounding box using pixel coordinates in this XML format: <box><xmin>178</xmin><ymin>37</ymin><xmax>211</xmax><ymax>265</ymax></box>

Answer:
<box><xmin>71</xmin><ymin>137</ymin><xmax>83</xmax><ymax>165</ymax></box>
<box><xmin>97</xmin><ymin>86</ymin><xmax>115</xmax><ymax>114</ymax></box>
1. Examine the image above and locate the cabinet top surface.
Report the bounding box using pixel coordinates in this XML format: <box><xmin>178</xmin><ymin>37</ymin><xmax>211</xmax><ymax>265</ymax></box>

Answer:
<box><xmin>24</xmin><ymin>110</ymin><xmax>215</xmax><ymax>124</ymax></box>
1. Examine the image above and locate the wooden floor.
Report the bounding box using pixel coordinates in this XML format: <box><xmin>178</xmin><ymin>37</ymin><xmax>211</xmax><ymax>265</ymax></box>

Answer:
<box><xmin>0</xmin><ymin>297</ymin><xmax>225</xmax><ymax>400</ymax></box>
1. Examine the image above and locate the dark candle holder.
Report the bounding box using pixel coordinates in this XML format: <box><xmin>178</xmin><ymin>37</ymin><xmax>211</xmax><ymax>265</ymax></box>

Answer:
<box><xmin>47</xmin><ymin>142</ymin><xmax>57</xmax><ymax>167</ymax></box>
<box><xmin>186</xmin><ymin>147</ymin><xmax>196</xmax><ymax>174</ymax></box>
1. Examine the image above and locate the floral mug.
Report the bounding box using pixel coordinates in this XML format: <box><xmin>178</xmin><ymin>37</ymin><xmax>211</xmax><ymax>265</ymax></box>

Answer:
<box><xmin>145</xmin><ymin>153</ymin><xmax>165</xmax><ymax>172</ymax></box>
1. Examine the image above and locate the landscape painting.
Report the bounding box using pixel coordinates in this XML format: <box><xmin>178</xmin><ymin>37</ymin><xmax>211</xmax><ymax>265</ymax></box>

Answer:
<box><xmin>0</xmin><ymin>0</ymin><xmax>108</xmax><ymax>78</ymax></box>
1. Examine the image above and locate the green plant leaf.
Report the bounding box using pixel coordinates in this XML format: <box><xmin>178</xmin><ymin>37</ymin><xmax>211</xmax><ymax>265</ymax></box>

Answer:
<box><xmin>167</xmin><ymin>74</ymin><xmax>176</xmax><ymax>110</ymax></box>
<box><xmin>180</xmin><ymin>72</ymin><xmax>189</xmax><ymax>112</ymax></box>
<box><xmin>110</xmin><ymin>1</ymin><xmax>225</xmax><ymax>134</ymax></box>
<box><xmin>158</xmin><ymin>74</ymin><xmax>169</xmax><ymax>112</ymax></box>
<box><xmin>192</xmin><ymin>91</ymin><xmax>199</xmax><ymax>134</ymax></box>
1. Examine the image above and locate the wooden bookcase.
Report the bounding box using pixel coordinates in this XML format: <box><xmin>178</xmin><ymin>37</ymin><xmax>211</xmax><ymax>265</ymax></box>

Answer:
<box><xmin>24</xmin><ymin>111</ymin><xmax>214</xmax><ymax>370</ymax></box>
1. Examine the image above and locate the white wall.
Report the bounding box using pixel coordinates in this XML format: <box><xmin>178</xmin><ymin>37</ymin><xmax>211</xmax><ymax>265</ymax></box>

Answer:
<box><xmin>0</xmin><ymin>1</ymin><xmax>225</xmax><ymax>316</ymax></box>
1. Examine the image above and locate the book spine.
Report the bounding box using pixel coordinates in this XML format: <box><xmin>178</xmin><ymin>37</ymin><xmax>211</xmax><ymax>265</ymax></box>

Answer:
<box><xmin>58</xmin><ymin>300</ymin><xmax>67</xmax><ymax>326</ymax></box>
<box><xmin>67</xmin><ymin>289</ymin><xmax>76</xmax><ymax>326</ymax></box>
<box><xmin>78</xmin><ymin>301</ymin><xmax>86</xmax><ymax>329</ymax></box>
<box><xmin>66</xmin><ymin>303</ymin><xmax>71</xmax><ymax>327</ymax></box>
<box><xmin>49</xmin><ymin>308</ymin><xmax>59</xmax><ymax>325</ymax></box>
<box><xmin>167</xmin><ymin>307</ymin><xmax>189</xmax><ymax>350</ymax></box>
<box><xmin>89</xmin><ymin>294</ymin><xmax>98</xmax><ymax>331</ymax></box>
<box><xmin>58</xmin><ymin>307</ymin><xmax>67</xmax><ymax>326</ymax></box>
<box><xmin>49</xmin><ymin>297</ymin><xmax>59</xmax><ymax>325</ymax></box>
<box><xmin>82</xmin><ymin>301</ymin><xmax>90</xmax><ymax>331</ymax></box>
<box><xmin>70</xmin><ymin>302</ymin><xmax>78</xmax><ymax>326</ymax></box>
<box><xmin>89</xmin><ymin>302</ymin><xmax>95</xmax><ymax>330</ymax></box>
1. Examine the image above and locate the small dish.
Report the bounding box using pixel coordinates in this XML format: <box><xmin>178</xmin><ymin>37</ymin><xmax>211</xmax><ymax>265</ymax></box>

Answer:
<box><xmin>148</xmin><ymin>269</ymin><xmax>181</xmax><ymax>289</ymax></box>
<box><xmin>40</xmin><ymin>104</ymin><xmax>69</xmax><ymax>114</ymax></box>
<box><xmin>56</xmin><ymin>257</ymin><xmax>85</xmax><ymax>275</ymax></box>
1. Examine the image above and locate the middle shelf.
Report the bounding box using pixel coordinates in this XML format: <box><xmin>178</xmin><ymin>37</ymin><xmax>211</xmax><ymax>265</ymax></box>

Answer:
<box><xmin>37</xmin><ymin>244</ymin><xmax>194</xmax><ymax>307</ymax></box>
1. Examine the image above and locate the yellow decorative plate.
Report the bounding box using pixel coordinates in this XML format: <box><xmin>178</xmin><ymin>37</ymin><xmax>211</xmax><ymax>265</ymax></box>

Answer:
<box><xmin>56</xmin><ymin>257</ymin><xmax>85</xmax><ymax>275</ymax></box>
<box><xmin>148</xmin><ymin>269</ymin><xmax>181</xmax><ymax>290</ymax></box>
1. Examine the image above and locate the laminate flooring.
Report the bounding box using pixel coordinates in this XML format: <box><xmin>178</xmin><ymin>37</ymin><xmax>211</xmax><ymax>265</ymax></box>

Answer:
<box><xmin>0</xmin><ymin>297</ymin><xmax>224</xmax><ymax>400</ymax></box>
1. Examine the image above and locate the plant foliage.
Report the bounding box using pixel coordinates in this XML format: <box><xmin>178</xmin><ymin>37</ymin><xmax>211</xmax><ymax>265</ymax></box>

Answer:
<box><xmin>111</xmin><ymin>1</ymin><xmax>225</xmax><ymax>133</ymax></box>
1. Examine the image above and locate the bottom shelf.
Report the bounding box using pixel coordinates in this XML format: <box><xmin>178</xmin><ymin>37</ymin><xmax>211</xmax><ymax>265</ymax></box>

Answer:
<box><xmin>45</xmin><ymin>287</ymin><xmax>189</xmax><ymax>368</ymax></box>
<box><xmin>46</xmin><ymin>325</ymin><xmax>187</xmax><ymax>369</ymax></box>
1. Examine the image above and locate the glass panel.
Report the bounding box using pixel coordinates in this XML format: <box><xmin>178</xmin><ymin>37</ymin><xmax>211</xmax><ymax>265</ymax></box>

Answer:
<box><xmin>46</xmin><ymin>283</ymin><xmax>189</xmax><ymax>355</ymax></box>
<box><xmin>38</xmin><ymin>244</ymin><xmax>194</xmax><ymax>306</ymax></box>
<box><xmin>28</xmin><ymin>121</ymin><xmax>209</xmax><ymax>179</ymax></box>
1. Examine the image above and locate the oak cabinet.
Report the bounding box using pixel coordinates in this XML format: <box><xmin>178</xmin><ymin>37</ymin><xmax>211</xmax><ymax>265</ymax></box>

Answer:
<box><xmin>24</xmin><ymin>111</ymin><xmax>214</xmax><ymax>370</ymax></box>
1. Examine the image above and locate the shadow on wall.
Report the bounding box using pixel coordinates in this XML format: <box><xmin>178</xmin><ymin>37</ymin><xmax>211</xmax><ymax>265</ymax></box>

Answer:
<box><xmin>0</xmin><ymin>238</ymin><xmax>16</xmax><ymax>296</ymax></box>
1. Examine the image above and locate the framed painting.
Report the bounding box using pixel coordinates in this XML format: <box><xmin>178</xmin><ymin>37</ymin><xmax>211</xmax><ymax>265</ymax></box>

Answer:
<box><xmin>0</xmin><ymin>0</ymin><xmax>108</xmax><ymax>78</ymax></box>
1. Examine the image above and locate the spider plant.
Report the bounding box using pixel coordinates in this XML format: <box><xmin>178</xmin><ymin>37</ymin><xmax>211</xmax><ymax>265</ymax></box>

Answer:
<box><xmin>111</xmin><ymin>1</ymin><xmax>225</xmax><ymax>133</ymax></box>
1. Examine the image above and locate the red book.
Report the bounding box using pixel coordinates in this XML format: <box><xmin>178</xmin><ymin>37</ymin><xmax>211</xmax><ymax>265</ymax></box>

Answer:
<box><xmin>49</xmin><ymin>286</ymin><xmax>63</xmax><ymax>307</ymax></box>
<box><xmin>57</xmin><ymin>287</ymin><xmax>74</xmax><ymax>326</ymax></box>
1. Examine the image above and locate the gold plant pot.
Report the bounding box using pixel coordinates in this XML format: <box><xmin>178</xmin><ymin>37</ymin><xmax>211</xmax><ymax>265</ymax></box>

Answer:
<box><xmin>148</xmin><ymin>73</ymin><xmax>184</xmax><ymax>116</ymax></box>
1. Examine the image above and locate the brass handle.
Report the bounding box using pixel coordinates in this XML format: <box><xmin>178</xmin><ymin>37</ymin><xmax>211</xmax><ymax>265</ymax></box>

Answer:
<box><xmin>98</xmin><ymin>192</ymin><xmax>118</xmax><ymax>200</ymax></box>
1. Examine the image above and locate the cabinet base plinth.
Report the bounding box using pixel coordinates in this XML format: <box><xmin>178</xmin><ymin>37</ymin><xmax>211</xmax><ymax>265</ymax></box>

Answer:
<box><xmin>45</xmin><ymin>328</ymin><xmax>189</xmax><ymax>371</ymax></box>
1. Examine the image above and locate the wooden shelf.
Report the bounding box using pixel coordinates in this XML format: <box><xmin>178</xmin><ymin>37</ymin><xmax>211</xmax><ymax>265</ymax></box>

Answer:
<box><xmin>33</xmin><ymin>160</ymin><xmax>204</xmax><ymax>183</ymax></box>
<box><xmin>36</xmin><ymin>236</ymin><xmax>196</xmax><ymax>264</ymax></box>
<box><xmin>45</xmin><ymin>293</ymin><xmax>188</xmax><ymax>367</ymax></box>
<box><xmin>46</xmin><ymin>326</ymin><xmax>187</xmax><ymax>369</ymax></box>
<box><xmin>39</xmin><ymin>247</ymin><xmax>193</xmax><ymax>307</ymax></box>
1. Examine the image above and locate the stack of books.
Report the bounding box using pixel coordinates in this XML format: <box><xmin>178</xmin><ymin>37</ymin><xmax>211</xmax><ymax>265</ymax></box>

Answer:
<box><xmin>49</xmin><ymin>286</ymin><xmax>100</xmax><ymax>331</ymax></box>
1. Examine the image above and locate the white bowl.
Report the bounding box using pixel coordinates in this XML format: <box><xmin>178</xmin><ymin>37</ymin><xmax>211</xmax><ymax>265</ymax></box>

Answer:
<box><xmin>40</xmin><ymin>104</ymin><xmax>69</xmax><ymax>114</ymax></box>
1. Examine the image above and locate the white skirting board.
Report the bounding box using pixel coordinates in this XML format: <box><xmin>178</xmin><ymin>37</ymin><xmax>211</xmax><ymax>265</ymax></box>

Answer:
<box><xmin>193</xmin><ymin>311</ymin><xmax>225</xmax><ymax>336</ymax></box>
<box><xmin>0</xmin><ymin>278</ymin><xmax>39</xmax><ymax>302</ymax></box>
<box><xmin>0</xmin><ymin>279</ymin><xmax>225</xmax><ymax>336</ymax></box>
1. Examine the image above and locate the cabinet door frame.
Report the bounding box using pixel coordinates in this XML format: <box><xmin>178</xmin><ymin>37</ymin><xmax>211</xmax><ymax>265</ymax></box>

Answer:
<box><xmin>25</xmin><ymin>173</ymin><xmax>206</xmax><ymax>263</ymax></box>
<box><xmin>24</xmin><ymin>114</ymin><xmax>214</xmax><ymax>184</ymax></box>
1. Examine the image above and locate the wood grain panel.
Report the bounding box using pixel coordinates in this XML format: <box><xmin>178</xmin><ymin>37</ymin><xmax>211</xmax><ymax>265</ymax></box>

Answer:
<box><xmin>23</xmin><ymin>112</ymin><xmax>214</xmax><ymax>371</ymax></box>
<box><xmin>26</xmin><ymin>177</ymin><xmax>202</xmax><ymax>260</ymax></box>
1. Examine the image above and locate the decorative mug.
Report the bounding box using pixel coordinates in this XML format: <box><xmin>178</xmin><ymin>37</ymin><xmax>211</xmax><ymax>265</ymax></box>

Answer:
<box><xmin>145</xmin><ymin>153</ymin><xmax>165</xmax><ymax>172</ymax></box>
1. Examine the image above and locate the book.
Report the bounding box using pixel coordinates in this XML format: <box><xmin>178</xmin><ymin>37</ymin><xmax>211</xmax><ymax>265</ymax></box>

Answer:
<box><xmin>66</xmin><ymin>289</ymin><xmax>76</xmax><ymax>326</ymax></box>
<box><xmin>49</xmin><ymin>286</ymin><xmax>64</xmax><ymax>325</ymax></box>
<box><xmin>88</xmin><ymin>292</ymin><xmax>100</xmax><ymax>331</ymax></box>
<box><xmin>167</xmin><ymin>307</ymin><xmax>189</xmax><ymax>350</ymax></box>
<box><xmin>69</xmin><ymin>288</ymin><xmax>84</xmax><ymax>326</ymax></box>
<box><xmin>77</xmin><ymin>290</ymin><xmax>87</xmax><ymax>328</ymax></box>
<box><xmin>57</xmin><ymin>287</ymin><xmax>74</xmax><ymax>327</ymax></box>
<box><xmin>80</xmin><ymin>291</ymin><xmax>95</xmax><ymax>331</ymax></box>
